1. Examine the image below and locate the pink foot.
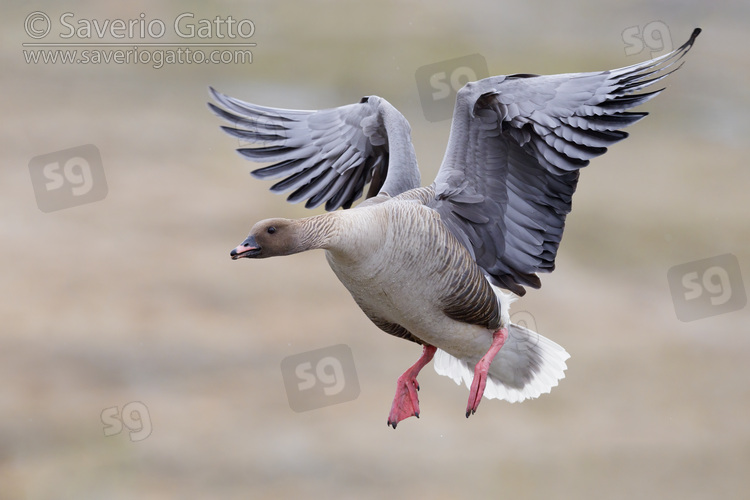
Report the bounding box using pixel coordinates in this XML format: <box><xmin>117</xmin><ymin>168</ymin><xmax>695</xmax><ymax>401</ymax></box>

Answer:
<box><xmin>466</xmin><ymin>327</ymin><xmax>508</xmax><ymax>418</ymax></box>
<box><xmin>387</xmin><ymin>345</ymin><xmax>436</xmax><ymax>429</ymax></box>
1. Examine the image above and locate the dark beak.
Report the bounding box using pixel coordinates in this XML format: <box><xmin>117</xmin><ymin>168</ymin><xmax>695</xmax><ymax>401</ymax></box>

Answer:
<box><xmin>230</xmin><ymin>235</ymin><xmax>261</xmax><ymax>259</ymax></box>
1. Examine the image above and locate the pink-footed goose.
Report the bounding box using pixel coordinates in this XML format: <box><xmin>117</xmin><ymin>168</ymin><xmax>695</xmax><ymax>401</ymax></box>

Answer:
<box><xmin>210</xmin><ymin>29</ymin><xmax>699</xmax><ymax>428</ymax></box>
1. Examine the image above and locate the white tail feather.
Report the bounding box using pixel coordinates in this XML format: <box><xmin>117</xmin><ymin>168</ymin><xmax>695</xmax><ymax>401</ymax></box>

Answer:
<box><xmin>433</xmin><ymin>322</ymin><xmax>570</xmax><ymax>403</ymax></box>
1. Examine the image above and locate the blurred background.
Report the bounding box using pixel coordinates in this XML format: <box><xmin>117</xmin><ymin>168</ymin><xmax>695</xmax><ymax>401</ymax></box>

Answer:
<box><xmin>2</xmin><ymin>1</ymin><xmax>749</xmax><ymax>498</ymax></box>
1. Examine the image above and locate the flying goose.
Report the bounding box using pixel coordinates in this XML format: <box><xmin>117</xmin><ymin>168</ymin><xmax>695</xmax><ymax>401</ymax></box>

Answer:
<box><xmin>210</xmin><ymin>29</ymin><xmax>700</xmax><ymax>428</ymax></box>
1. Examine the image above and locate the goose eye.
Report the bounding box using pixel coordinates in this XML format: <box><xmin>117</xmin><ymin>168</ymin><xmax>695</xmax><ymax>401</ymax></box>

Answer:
<box><xmin>267</xmin><ymin>226</ymin><xmax>276</xmax><ymax>234</ymax></box>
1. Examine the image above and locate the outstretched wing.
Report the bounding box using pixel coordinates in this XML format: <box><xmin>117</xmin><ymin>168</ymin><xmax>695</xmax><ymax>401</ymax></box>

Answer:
<box><xmin>209</xmin><ymin>89</ymin><xmax>420</xmax><ymax>210</ymax></box>
<box><xmin>431</xmin><ymin>29</ymin><xmax>700</xmax><ymax>295</ymax></box>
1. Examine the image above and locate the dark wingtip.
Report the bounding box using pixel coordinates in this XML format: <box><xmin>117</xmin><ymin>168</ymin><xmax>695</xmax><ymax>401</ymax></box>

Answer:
<box><xmin>207</xmin><ymin>87</ymin><xmax>227</xmax><ymax>114</ymax></box>
<box><xmin>208</xmin><ymin>86</ymin><xmax>224</xmax><ymax>99</ymax></box>
<box><xmin>206</xmin><ymin>101</ymin><xmax>223</xmax><ymax>116</ymax></box>
<box><xmin>680</xmin><ymin>28</ymin><xmax>701</xmax><ymax>51</ymax></box>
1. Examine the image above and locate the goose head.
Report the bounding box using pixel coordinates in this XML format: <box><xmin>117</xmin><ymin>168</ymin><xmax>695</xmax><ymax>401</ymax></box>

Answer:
<box><xmin>230</xmin><ymin>218</ymin><xmax>302</xmax><ymax>260</ymax></box>
<box><xmin>230</xmin><ymin>215</ymin><xmax>339</xmax><ymax>260</ymax></box>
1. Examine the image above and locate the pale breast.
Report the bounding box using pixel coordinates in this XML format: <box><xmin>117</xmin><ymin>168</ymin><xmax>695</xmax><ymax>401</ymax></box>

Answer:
<box><xmin>325</xmin><ymin>199</ymin><xmax>501</xmax><ymax>353</ymax></box>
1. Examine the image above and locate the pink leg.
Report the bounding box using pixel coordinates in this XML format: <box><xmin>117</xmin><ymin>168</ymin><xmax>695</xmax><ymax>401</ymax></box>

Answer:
<box><xmin>387</xmin><ymin>344</ymin><xmax>437</xmax><ymax>429</ymax></box>
<box><xmin>466</xmin><ymin>327</ymin><xmax>508</xmax><ymax>418</ymax></box>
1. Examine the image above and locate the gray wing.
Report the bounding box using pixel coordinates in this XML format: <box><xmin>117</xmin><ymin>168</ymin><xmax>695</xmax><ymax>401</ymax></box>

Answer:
<box><xmin>209</xmin><ymin>89</ymin><xmax>420</xmax><ymax>210</ymax></box>
<box><xmin>431</xmin><ymin>29</ymin><xmax>700</xmax><ymax>295</ymax></box>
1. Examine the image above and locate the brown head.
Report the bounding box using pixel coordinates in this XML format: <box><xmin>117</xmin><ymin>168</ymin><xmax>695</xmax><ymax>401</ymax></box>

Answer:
<box><xmin>230</xmin><ymin>218</ymin><xmax>302</xmax><ymax>260</ymax></box>
<box><xmin>230</xmin><ymin>215</ymin><xmax>339</xmax><ymax>260</ymax></box>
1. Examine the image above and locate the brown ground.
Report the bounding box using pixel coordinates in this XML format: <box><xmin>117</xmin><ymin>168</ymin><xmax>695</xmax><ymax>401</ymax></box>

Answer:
<box><xmin>2</xmin><ymin>2</ymin><xmax>749</xmax><ymax>499</ymax></box>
